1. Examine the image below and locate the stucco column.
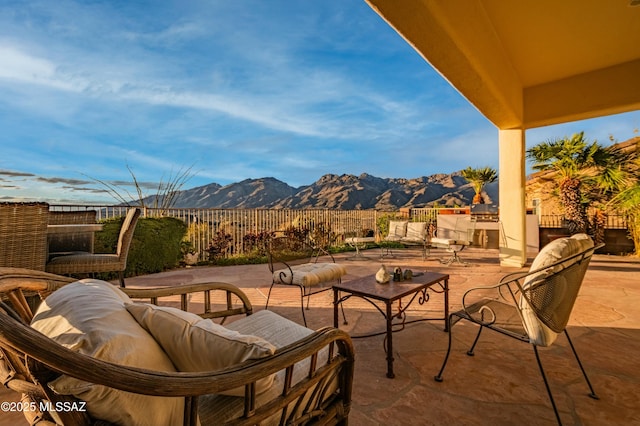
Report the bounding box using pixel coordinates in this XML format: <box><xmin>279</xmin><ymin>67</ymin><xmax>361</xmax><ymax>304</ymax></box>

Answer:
<box><xmin>499</xmin><ymin>129</ymin><xmax>527</xmax><ymax>267</ymax></box>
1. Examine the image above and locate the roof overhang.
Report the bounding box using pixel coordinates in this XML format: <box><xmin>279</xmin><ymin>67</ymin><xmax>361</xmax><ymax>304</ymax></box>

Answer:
<box><xmin>365</xmin><ymin>0</ymin><xmax>640</xmax><ymax>129</ymax></box>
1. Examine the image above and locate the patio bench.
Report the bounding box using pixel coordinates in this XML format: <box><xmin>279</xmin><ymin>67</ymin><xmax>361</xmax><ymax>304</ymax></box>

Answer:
<box><xmin>0</xmin><ymin>267</ymin><xmax>354</xmax><ymax>426</ymax></box>
<box><xmin>380</xmin><ymin>220</ymin><xmax>432</xmax><ymax>260</ymax></box>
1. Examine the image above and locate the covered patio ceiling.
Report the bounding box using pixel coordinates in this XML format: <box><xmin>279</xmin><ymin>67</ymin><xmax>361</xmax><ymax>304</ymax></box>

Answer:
<box><xmin>365</xmin><ymin>0</ymin><xmax>640</xmax><ymax>130</ymax></box>
<box><xmin>366</xmin><ymin>0</ymin><xmax>640</xmax><ymax>267</ymax></box>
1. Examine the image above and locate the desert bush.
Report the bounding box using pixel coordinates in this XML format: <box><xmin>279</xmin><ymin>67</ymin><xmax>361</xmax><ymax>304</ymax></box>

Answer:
<box><xmin>207</xmin><ymin>230</ymin><xmax>233</xmax><ymax>260</ymax></box>
<box><xmin>243</xmin><ymin>230</ymin><xmax>275</xmax><ymax>256</ymax></box>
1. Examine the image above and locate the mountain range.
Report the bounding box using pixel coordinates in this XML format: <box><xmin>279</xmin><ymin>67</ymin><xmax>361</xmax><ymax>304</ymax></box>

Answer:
<box><xmin>163</xmin><ymin>172</ymin><xmax>499</xmax><ymax>210</ymax></box>
<box><xmin>153</xmin><ymin>137</ymin><xmax>637</xmax><ymax>210</ymax></box>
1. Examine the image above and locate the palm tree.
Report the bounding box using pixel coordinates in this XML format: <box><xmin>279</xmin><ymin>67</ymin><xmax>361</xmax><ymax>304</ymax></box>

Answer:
<box><xmin>608</xmin><ymin>144</ymin><xmax>640</xmax><ymax>255</ymax></box>
<box><xmin>610</xmin><ymin>184</ymin><xmax>640</xmax><ymax>256</ymax></box>
<box><xmin>460</xmin><ymin>166</ymin><xmax>497</xmax><ymax>204</ymax></box>
<box><xmin>526</xmin><ymin>132</ymin><xmax>632</xmax><ymax>235</ymax></box>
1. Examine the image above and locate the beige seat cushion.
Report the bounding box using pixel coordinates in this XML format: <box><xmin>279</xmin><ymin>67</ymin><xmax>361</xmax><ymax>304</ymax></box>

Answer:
<box><xmin>126</xmin><ymin>303</ymin><xmax>276</xmax><ymax>396</ymax></box>
<box><xmin>345</xmin><ymin>236</ymin><xmax>376</xmax><ymax>244</ymax></box>
<box><xmin>226</xmin><ymin>309</ymin><xmax>314</xmax><ymax>346</ymax></box>
<box><xmin>430</xmin><ymin>237</ymin><xmax>469</xmax><ymax>247</ymax></box>
<box><xmin>520</xmin><ymin>233</ymin><xmax>594</xmax><ymax>346</ymax></box>
<box><xmin>30</xmin><ymin>279</ymin><xmax>184</xmax><ymax>426</ymax></box>
<box><xmin>199</xmin><ymin>310</ymin><xmax>332</xmax><ymax>424</ymax></box>
<box><xmin>272</xmin><ymin>262</ymin><xmax>346</xmax><ymax>287</ymax></box>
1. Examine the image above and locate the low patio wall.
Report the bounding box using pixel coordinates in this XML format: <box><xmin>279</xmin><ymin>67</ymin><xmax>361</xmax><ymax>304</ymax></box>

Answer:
<box><xmin>539</xmin><ymin>228</ymin><xmax>634</xmax><ymax>254</ymax></box>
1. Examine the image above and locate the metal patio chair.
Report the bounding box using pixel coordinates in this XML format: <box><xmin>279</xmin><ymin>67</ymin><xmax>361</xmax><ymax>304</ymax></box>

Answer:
<box><xmin>434</xmin><ymin>234</ymin><xmax>600</xmax><ymax>425</ymax></box>
<box><xmin>265</xmin><ymin>236</ymin><xmax>346</xmax><ymax>326</ymax></box>
<box><xmin>430</xmin><ymin>216</ymin><xmax>476</xmax><ymax>266</ymax></box>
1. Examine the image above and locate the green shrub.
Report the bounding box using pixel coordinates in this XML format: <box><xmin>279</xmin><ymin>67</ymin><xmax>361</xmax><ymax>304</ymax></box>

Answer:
<box><xmin>94</xmin><ymin>216</ymin><xmax>187</xmax><ymax>279</ymax></box>
<box><xmin>210</xmin><ymin>254</ymin><xmax>268</xmax><ymax>266</ymax></box>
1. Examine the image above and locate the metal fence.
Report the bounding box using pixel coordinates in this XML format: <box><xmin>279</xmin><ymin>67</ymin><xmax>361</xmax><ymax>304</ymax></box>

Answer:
<box><xmin>49</xmin><ymin>205</ymin><xmax>627</xmax><ymax>258</ymax></box>
<box><xmin>51</xmin><ymin>205</ymin><xmax>382</xmax><ymax>259</ymax></box>
<box><xmin>536</xmin><ymin>212</ymin><xmax>627</xmax><ymax>229</ymax></box>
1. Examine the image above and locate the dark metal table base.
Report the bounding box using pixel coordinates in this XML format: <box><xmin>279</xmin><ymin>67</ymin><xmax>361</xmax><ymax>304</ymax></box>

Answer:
<box><xmin>333</xmin><ymin>271</ymin><xmax>449</xmax><ymax>378</ymax></box>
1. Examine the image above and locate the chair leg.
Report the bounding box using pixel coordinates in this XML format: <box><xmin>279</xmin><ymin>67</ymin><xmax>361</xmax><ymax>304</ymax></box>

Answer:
<box><xmin>421</xmin><ymin>244</ymin><xmax>429</xmax><ymax>261</ymax></box>
<box><xmin>434</xmin><ymin>314</ymin><xmax>455</xmax><ymax>382</ymax></box>
<box><xmin>299</xmin><ymin>285</ymin><xmax>308</xmax><ymax>327</ymax></box>
<box><xmin>533</xmin><ymin>345</ymin><xmax>563</xmax><ymax>426</ymax></box>
<box><xmin>305</xmin><ymin>287</ymin><xmax>312</xmax><ymax>310</ymax></box>
<box><xmin>441</xmin><ymin>251</ymin><xmax>469</xmax><ymax>266</ymax></box>
<box><xmin>265</xmin><ymin>282</ymin><xmax>276</xmax><ymax>309</ymax></box>
<box><xmin>119</xmin><ymin>272</ymin><xmax>126</xmax><ymax>288</ymax></box>
<box><xmin>564</xmin><ymin>330</ymin><xmax>599</xmax><ymax>400</ymax></box>
<box><xmin>466</xmin><ymin>325</ymin><xmax>484</xmax><ymax>356</ymax></box>
<box><xmin>453</xmin><ymin>251</ymin><xmax>469</xmax><ymax>266</ymax></box>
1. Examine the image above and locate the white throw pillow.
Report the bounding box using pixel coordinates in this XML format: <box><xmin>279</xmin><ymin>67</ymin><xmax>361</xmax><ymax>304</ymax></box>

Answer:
<box><xmin>31</xmin><ymin>279</ymin><xmax>184</xmax><ymax>425</ymax></box>
<box><xmin>126</xmin><ymin>303</ymin><xmax>276</xmax><ymax>396</ymax></box>
<box><xmin>387</xmin><ymin>221</ymin><xmax>408</xmax><ymax>240</ymax></box>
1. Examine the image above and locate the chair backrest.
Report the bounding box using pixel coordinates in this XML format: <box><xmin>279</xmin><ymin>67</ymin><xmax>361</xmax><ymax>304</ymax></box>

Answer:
<box><xmin>405</xmin><ymin>221</ymin><xmax>427</xmax><ymax>240</ymax></box>
<box><xmin>116</xmin><ymin>208</ymin><xmax>141</xmax><ymax>260</ymax></box>
<box><xmin>519</xmin><ymin>234</ymin><xmax>595</xmax><ymax>347</ymax></box>
<box><xmin>267</xmin><ymin>236</ymin><xmax>318</xmax><ymax>273</ymax></box>
<box><xmin>0</xmin><ymin>202</ymin><xmax>49</xmax><ymax>270</ymax></box>
<box><xmin>48</xmin><ymin>210</ymin><xmax>98</xmax><ymax>253</ymax></box>
<box><xmin>49</xmin><ymin>210</ymin><xmax>97</xmax><ymax>225</ymax></box>
<box><xmin>436</xmin><ymin>215</ymin><xmax>475</xmax><ymax>242</ymax></box>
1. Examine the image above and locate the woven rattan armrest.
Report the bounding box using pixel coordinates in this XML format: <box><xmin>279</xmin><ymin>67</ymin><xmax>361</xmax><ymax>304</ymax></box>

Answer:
<box><xmin>123</xmin><ymin>282</ymin><xmax>254</xmax><ymax>321</ymax></box>
<box><xmin>0</xmin><ymin>268</ymin><xmax>253</xmax><ymax>323</ymax></box>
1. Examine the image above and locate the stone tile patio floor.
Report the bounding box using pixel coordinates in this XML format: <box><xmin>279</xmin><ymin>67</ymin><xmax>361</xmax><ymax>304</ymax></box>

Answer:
<box><xmin>2</xmin><ymin>247</ymin><xmax>639</xmax><ymax>425</ymax></box>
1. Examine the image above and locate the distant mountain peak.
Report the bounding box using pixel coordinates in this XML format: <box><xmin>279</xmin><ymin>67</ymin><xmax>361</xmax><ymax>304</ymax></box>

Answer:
<box><xmin>163</xmin><ymin>172</ymin><xmax>498</xmax><ymax>209</ymax></box>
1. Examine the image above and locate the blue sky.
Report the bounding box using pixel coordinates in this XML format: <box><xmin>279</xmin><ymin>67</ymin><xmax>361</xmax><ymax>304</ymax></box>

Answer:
<box><xmin>1</xmin><ymin>0</ymin><xmax>639</xmax><ymax>205</ymax></box>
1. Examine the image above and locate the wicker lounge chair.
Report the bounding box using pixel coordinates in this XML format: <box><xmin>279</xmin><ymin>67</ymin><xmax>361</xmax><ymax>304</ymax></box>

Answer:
<box><xmin>46</xmin><ymin>208</ymin><xmax>140</xmax><ymax>287</ymax></box>
<box><xmin>0</xmin><ymin>202</ymin><xmax>49</xmax><ymax>271</ymax></box>
<box><xmin>434</xmin><ymin>234</ymin><xmax>600</xmax><ymax>425</ymax></box>
<box><xmin>0</xmin><ymin>267</ymin><xmax>355</xmax><ymax>426</ymax></box>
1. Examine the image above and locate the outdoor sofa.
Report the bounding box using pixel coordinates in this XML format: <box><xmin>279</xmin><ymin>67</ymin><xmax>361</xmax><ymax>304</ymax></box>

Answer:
<box><xmin>0</xmin><ymin>267</ymin><xmax>354</xmax><ymax>425</ymax></box>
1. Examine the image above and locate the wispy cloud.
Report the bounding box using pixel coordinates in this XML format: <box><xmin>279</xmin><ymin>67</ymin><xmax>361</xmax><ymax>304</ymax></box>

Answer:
<box><xmin>36</xmin><ymin>176</ymin><xmax>92</xmax><ymax>186</ymax></box>
<box><xmin>0</xmin><ymin>39</ymin><xmax>423</xmax><ymax>142</ymax></box>
<box><xmin>0</xmin><ymin>170</ymin><xmax>35</xmax><ymax>178</ymax></box>
<box><xmin>1</xmin><ymin>0</ymin><xmax>638</xmax><ymax>203</ymax></box>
